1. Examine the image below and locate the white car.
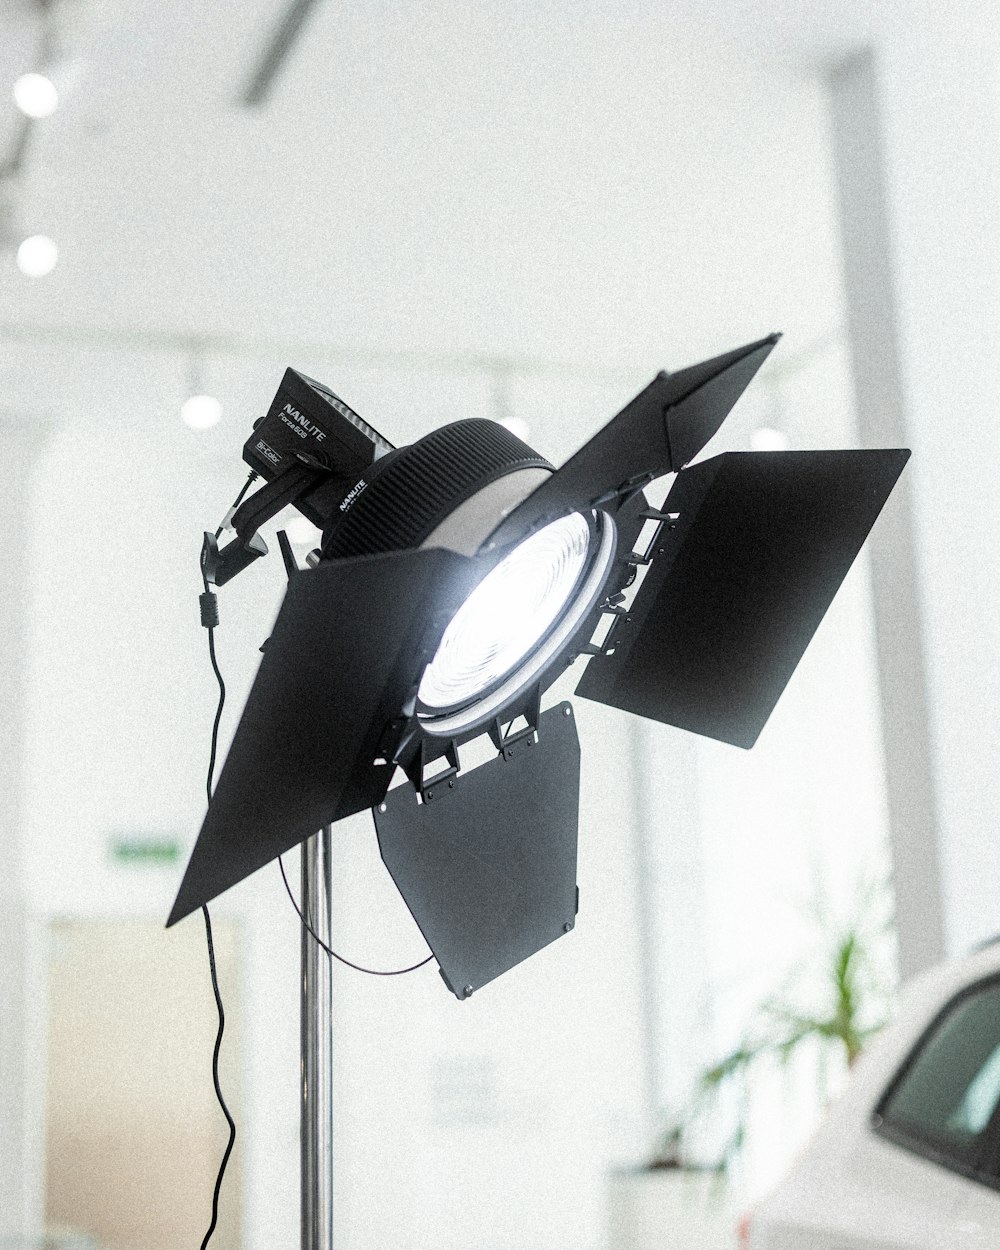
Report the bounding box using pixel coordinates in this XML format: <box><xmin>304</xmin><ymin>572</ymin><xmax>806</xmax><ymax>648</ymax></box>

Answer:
<box><xmin>745</xmin><ymin>941</ymin><xmax>1000</xmax><ymax>1248</ymax></box>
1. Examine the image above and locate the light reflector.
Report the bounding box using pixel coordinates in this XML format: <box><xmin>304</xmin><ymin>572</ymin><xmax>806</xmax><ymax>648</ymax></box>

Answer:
<box><xmin>418</xmin><ymin>512</ymin><xmax>591</xmax><ymax>711</ymax></box>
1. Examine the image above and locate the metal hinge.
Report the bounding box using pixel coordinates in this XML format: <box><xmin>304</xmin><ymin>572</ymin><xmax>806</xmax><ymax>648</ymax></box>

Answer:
<box><xmin>402</xmin><ymin>738</ymin><xmax>461</xmax><ymax>802</ymax></box>
<box><xmin>487</xmin><ymin>684</ymin><xmax>542</xmax><ymax>759</ymax></box>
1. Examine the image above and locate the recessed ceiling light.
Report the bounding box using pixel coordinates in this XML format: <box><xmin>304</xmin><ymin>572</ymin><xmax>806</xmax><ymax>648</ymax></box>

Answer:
<box><xmin>750</xmin><ymin>426</ymin><xmax>790</xmax><ymax>451</ymax></box>
<box><xmin>284</xmin><ymin>516</ymin><xmax>321</xmax><ymax>545</ymax></box>
<box><xmin>13</xmin><ymin>72</ymin><xmax>59</xmax><ymax>119</ymax></box>
<box><xmin>16</xmin><ymin>235</ymin><xmax>58</xmax><ymax>277</ymax></box>
<box><xmin>499</xmin><ymin>416</ymin><xmax>531</xmax><ymax>442</ymax></box>
<box><xmin>181</xmin><ymin>394</ymin><xmax>223</xmax><ymax>430</ymax></box>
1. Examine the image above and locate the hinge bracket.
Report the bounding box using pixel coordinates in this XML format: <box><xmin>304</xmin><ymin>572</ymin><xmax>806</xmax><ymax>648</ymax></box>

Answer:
<box><xmin>402</xmin><ymin>738</ymin><xmax>461</xmax><ymax>802</ymax></box>
<box><xmin>487</xmin><ymin>684</ymin><xmax>542</xmax><ymax>759</ymax></box>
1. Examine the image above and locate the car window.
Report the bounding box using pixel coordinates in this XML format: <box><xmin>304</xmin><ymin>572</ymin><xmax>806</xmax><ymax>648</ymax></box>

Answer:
<box><xmin>876</xmin><ymin>978</ymin><xmax>1000</xmax><ymax>1180</ymax></box>
<box><xmin>953</xmin><ymin>1042</ymin><xmax>1000</xmax><ymax>1136</ymax></box>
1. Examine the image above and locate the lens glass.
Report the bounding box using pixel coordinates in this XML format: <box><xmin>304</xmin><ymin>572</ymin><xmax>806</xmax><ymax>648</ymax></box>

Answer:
<box><xmin>418</xmin><ymin>512</ymin><xmax>592</xmax><ymax>711</ymax></box>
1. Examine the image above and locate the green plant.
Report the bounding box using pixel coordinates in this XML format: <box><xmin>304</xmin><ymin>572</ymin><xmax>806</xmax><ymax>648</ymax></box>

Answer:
<box><xmin>664</xmin><ymin>877</ymin><xmax>896</xmax><ymax>1175</ymax></box>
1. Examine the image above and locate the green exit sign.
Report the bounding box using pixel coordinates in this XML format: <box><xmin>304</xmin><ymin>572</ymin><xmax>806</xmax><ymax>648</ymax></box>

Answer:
<box><xmin>110</xmin><ymin>834</ymin><xmax>181</xmax><ymax>867</ymax></box>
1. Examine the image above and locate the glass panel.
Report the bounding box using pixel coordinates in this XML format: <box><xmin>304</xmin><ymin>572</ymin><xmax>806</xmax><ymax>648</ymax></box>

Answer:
<box><xmin>953</xmin><ymin>1042</ymin><xmax>1000</xmax><ymax>1136</ymax></box>
<box><xmin>881</xmin><ymin>981</ymin><xmax>1000</xmax><ymax>1170</ymax></box>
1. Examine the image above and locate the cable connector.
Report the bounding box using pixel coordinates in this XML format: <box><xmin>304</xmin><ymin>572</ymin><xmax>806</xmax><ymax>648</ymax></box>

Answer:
<box><xmin>200</xmin><ymin>590</ymin><xmax>220</xmax><ymax>629</ymax></box>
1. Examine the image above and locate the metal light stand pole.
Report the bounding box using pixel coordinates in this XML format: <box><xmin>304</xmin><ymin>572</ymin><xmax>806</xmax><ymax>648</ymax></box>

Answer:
<box><xmin>301</xmin><ymin>826</ymin><xmax>334</xmax><ymax>1250</ymax></box>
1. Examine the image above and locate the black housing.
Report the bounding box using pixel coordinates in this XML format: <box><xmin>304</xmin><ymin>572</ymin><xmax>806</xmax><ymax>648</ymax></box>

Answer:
<box><xmin>320</xmin><ymin>417</ymin><xmax>550</xmax><ymax>559</ymax></box>
<box><xmin>244</xmin><ymin>367</ymin><xmax>394</xmax><ymax>528</ymax></box>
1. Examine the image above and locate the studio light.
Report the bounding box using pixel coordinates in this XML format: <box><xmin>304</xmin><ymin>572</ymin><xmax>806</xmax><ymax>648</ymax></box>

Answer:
<box><xmin>13</xmin><ymin>71</ymin><xmax>59</xmax><ymax>119</ymax></box>
<box><xmin>16</xmin><ymin>234</ymin><xmax>58</xmax><ymax>277</ymax></box>
<box><xmin>170</xmin><ymin>337</ymin><xmax>908</xmax><ymax>1000</ymax></box>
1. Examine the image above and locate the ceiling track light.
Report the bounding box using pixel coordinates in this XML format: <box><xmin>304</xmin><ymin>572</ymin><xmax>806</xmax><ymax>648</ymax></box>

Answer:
<box><xmin>15</xmin><ymin>232</ymin><xmax>57</xmax><ymax>276</ymax></box>
<box><xmin>181</xmin><ymin>393</ymin><xmax>222</xmax><ymax>430</ymax></box>
<box><xmin>2</xmin><ymin>0</ymin><xmax>68</xmax><ymax>186</ymax></box>
<box><xmin>170</xmin><ymin>335</ymin><xmax>908</xmax><ymax>999</ymax></box>
<box><xmin>181</xmin><ymin>345</ymin><xmax>222</xmax><ymax>429</ymax></box>
<box><xmin>12</xmin><ymin>71</ymin><xmax>59</xmax><ymax>119</ymax></box>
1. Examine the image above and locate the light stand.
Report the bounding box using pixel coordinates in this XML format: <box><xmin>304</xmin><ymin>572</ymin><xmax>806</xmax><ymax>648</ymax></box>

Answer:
<box><xmin>300</xmin><ymin>827</ymin><xmax>333</xmax><ymax>1250</ymax></box>
<box><xmin>169</xmin><ymin>339</ymin><xmax>909</xmax><ymax>1246</ymax></box>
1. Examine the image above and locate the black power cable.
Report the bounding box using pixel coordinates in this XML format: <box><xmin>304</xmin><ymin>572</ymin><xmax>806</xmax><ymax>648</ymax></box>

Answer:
<box><xmin>198</xmin><ymin>903</ymin><xmax>236</xmax><ymax>1250</ymax></box>
<box><xmin>277</xmin><ymin>854</ymin><xmax>433</xmax><ymax>976</ymax></box>
<box><xmin>198</xmin><ymin>574</ymin><xmax>236</xmax><ymax>1250</ymax></box>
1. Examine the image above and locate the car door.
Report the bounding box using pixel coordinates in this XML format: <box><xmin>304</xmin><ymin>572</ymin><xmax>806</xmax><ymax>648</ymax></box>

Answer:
<box><xmin>872</xmin><ymin>974</ymin><xmax>1000</xmax><ymax>1248</ymax></box>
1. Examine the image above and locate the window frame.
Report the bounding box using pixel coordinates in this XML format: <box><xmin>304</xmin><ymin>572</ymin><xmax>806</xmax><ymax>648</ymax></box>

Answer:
<box><xmin>872</xmin><ymin>971</ymin><xmax>1000</xmax><ymax>1192</ymax></box>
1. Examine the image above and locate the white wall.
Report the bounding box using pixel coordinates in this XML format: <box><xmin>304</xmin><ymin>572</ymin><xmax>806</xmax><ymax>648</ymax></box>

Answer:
<box><xmin>0</xmin><ymin>421</ymin><xmax>47</xmax><ymax>1246</ymax></box>
<box><xmin>870</xmin><ymin>3</ymin><xmax>1000</xmax><ymax>956</ymax></box>
<box><xmin>818</xmin><ymin>2</ymin><xmax>1000</xmax><ymax>966</ymax></box>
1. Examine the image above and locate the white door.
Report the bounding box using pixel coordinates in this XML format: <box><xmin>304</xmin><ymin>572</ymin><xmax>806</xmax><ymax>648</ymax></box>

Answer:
<box><xmin>44</xmin><ymin>917</ymin><xmax>243</xmax><ymax>1250</ymax></box>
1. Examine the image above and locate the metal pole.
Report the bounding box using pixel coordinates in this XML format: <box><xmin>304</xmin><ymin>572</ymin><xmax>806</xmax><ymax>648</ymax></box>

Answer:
<box><xmin>301</xmin><ymin>827</ymin><xmax>333</xmax><ymax>1250</ymax></box>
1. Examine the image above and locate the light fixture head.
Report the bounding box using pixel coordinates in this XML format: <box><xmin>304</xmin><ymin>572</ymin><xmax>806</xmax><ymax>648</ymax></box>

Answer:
<box><xmin>316</xmin><ymin>416</ymin><xmax>635</xmax><ymax>750</ymax></box>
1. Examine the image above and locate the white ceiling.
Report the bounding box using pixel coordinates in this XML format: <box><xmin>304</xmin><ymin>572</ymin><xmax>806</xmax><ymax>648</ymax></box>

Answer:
<box><xmin>0</xmin><ymin>0</ymin><xmax>880</xmax><ymax>226</ymax></box>
<box><xmin>0</xmin><ymin>0</ymin><xmax>882</xmax><ymax>383</ymax></box>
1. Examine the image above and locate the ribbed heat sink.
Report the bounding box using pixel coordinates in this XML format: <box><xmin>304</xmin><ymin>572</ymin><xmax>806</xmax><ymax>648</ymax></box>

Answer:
<box><xmin>321</xmin><ymin>418</ymin><xmax>551</xmax><ymax>560</ymax></box>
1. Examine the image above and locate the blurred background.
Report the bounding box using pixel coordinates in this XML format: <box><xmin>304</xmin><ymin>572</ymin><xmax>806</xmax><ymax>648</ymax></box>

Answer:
<box><xmin>0</xmin><ymin>1</ymin><xmax>997</xmax><ymax>1248</ymax></box>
